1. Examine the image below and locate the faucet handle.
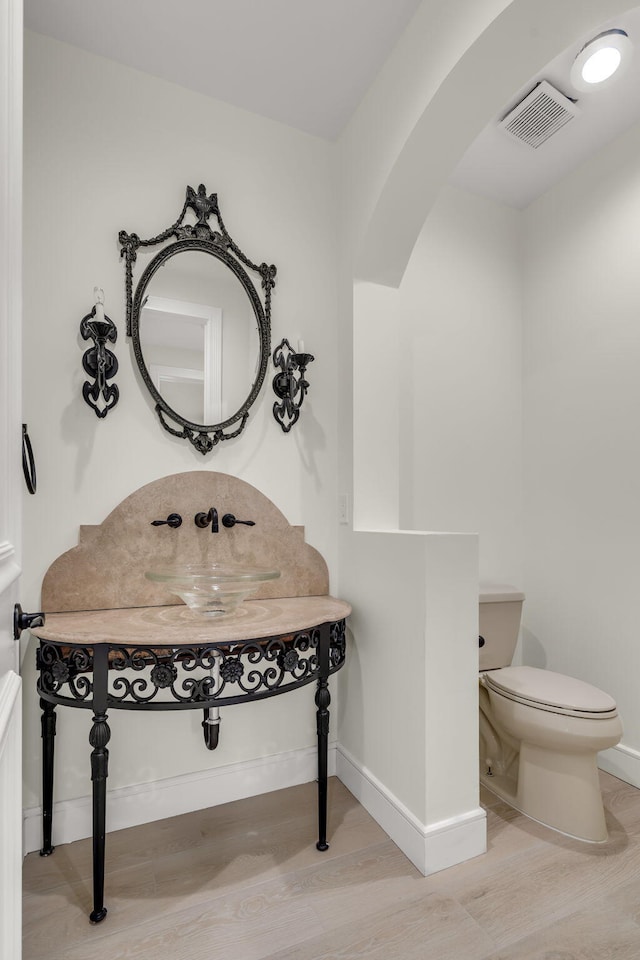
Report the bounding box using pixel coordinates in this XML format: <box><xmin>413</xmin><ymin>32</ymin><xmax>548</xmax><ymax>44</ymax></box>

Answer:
<box><xmin>151</xmin><ymin>513</ymin><xmax>182</xmax><ymax>529</ymax></box>
<box><xmin>222</xmin><ymin>513</ymin><xmax>255</xmax><ymax>528</ymax></box>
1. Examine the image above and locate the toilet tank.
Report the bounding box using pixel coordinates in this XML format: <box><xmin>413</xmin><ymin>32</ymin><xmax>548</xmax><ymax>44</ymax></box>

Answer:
<box><xmin>479</xmin><ymin>584</ymin><xmax>525</xmax><ymax>671</ymax></box>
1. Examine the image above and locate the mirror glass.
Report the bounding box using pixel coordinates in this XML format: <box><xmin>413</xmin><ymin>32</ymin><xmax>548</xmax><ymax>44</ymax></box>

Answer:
<box><xmin>137</xmin><ymin>250</ymin><xmax>261</xmax><ymax>425</ymax></box>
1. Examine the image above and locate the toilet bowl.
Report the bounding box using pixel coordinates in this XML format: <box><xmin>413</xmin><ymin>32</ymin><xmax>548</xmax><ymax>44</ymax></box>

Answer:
<box><xmin>479</xmin><ymin>586</ymin><xmax>622</xmax><ymax>842</ymax></box>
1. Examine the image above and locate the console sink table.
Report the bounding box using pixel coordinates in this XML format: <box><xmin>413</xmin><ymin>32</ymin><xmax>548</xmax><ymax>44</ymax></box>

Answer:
<box><xmin>31</xmin><ymin>596</ymin><xmax>350</xmax><ymax>923</ymax></box>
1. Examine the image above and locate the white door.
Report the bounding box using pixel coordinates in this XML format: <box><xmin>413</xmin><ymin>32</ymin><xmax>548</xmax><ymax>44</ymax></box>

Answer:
<box><xmin>0</xmin><ymin>0</ymin><xmax>24</xmax><ymax>956</ymax></box>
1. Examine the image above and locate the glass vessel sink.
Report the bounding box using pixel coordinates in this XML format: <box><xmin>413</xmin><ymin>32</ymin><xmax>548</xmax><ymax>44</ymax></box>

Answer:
<box><xmin>145</xmin><ymin>563</ymin><xmax>280</xmax><ymax>617</ymax></box>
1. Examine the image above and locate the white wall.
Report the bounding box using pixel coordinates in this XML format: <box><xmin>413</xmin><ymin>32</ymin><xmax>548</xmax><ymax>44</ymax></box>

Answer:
<box><xmin>352</xmin><ymin>280</ymin><xmax>401</xmax><ymax>530</ymax></box>
<box><xmin>332</xmin><ymin>0</ymin><xmax>541</xmax><ymax>874</ymax></box>
<box><xmin>339</xmin><ymin>0</ymin><xmax>516</xmax><ymax>282</ymax></box>
<box><xmin>337</xmin><ymin>266</ymin><xmax>484</xmax><ymax>874</ymax></box>
<box><xmin>522</xmin><ymin>119</ymin><xmax>640</xmax><ymax>786</ymax></box>
<box><xmin>337</xmin><ymin>528</ymin><xmax>482</xmax><ymax>875</ymax></box>
<box><xmin>397</xmin><ymin>186</ymin><xmax>523</xmax><ymax>583</ymax></box>
<box><xmin>22</xmin><ymin>32</ymin><xmax>338</xmax><ymax>811</ymax></box>
<box><xmin>337</xmin><ymin>183</ymin><xmax>522</xmax><ymax>872</ymax></box>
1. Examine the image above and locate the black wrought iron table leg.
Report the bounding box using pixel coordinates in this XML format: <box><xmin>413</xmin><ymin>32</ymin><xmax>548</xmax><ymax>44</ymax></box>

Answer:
<box><xmin>39</xmin><ymin>698</ymin><xmax>56</xmax><ymax>857</ymax></box>
<box><xmin>89</xmin><ymin>646</ymin><xmax>110</xmax><ymax>923</ymax></box>
<box><xmin>315</xmin><ymin>624</ymin><xmax>331</xmax><ymax>852</ymax></box>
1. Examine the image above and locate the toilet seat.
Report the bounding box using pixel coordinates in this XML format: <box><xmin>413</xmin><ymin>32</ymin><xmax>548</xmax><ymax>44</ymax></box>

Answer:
<box><xmin>483</xmin><ymin>666</ymin><xmax>618</xmax><ymax>720</ymax></box>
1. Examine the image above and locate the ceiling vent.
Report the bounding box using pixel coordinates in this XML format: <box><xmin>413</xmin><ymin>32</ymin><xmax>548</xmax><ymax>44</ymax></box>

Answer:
<box><xmin>499</xmin><ymin>80</ymin><xmax>580</xmax><ymax>148</ymax></box>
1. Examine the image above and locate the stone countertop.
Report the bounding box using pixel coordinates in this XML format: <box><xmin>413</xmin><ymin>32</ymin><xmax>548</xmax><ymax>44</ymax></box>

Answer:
<box><xmin>30</xmin><ymin>596</ymin><xmax>351</xmax><ymax>647</ymax></box>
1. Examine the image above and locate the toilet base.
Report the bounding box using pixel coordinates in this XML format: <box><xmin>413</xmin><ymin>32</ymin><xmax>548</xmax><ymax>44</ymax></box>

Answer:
<box><xmin>480</xmin><ymin>744</ymin><xmax>609</xmax><ymax>843</ymax></box>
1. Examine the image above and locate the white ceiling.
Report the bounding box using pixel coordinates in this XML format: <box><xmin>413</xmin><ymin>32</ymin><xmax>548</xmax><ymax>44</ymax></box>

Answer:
<box><xmin>451</xmin><ymin>7</ymin><xmax>640</xmax><ymax>208</ymax></box>
<box><xmin>23</xmin><ymin>0</ymin><xmax>422</xmax><ymax>140</ymax></box>
<box><xmin>24</xmin><ymin>1</ymin><xmax>640</xmax><ymax>207</ymax></box>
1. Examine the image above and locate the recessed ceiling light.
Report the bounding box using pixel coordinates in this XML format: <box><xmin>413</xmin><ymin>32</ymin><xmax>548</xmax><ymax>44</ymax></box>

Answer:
<box><xmin>570</xmin><ymin>29</ymin><xmax>632</xmax><ymax>92</ymax></box>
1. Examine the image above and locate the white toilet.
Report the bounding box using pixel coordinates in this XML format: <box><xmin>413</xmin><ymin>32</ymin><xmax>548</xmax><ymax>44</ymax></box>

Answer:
<box><xmin>479</xmin><ymin>585</ymin><xmax>622</xmax><ymax>842</ymax></box>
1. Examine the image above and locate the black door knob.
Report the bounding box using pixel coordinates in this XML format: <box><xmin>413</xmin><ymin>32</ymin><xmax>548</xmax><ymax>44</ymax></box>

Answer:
<box><xmin>14</xmin><ymin>603</ymin><xmax>45</xmax><ymax>640</ymax></box>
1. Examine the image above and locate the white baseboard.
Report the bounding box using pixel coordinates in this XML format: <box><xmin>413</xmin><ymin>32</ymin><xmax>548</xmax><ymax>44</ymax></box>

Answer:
<box><xmin>23</xmin><ymin>743</ymin><xmax>336</xmax><ymax>855</ymax></box>
<box><xmin>599</xmin><ymin>741</ymin><xmax>640</xmax><ymax>789</ymax></box>
<box><xmin>335</xmin><ymin>745</ymin><xmax>486</xmax><ymax>876</ymax></box>
<box><xmin>24</xmin><ymin>737</ymin><xmax>636</xmax><ymax>867</ymax></box>
<box><xmin>24</xmin><ymin>740</ymin><xmax>489</xmax><ymax>875</ymax></box>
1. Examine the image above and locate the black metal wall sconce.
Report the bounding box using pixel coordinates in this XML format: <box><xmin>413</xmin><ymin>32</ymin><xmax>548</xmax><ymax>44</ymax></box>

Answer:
<box><xmin>80</xmin><ymin>288</ymin><xmax>119</xmax><ymax>419</ymax></box>
<box><xmin>272</xmin><ymin>338</ymin><xmax>314</xmax><ymax>433</ymax></box>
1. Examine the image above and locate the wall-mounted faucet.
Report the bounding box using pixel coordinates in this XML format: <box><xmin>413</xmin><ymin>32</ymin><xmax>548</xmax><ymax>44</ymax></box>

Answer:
<box><xmin>194</xmin><ymin>508</ymin><xmax>219</xmax><ymax>532</ymax></box>
<box><xmin>194</xmin><ymin>509</ymin><xmax>255</xmax><ymax>531</ymax></box>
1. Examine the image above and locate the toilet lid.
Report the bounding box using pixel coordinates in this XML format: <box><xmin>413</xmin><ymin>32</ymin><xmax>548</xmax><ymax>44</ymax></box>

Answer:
<box><xmin>484</xmin><ymin>666</ymin><xmax>618</xmax><ymax>717</ymax></box>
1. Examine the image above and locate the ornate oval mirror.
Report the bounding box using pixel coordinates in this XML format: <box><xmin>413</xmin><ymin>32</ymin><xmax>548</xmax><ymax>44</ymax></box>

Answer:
<box><xmin>120</xmin><ymin>186</ymin><xmax>276</xmax><ymax>453</ymax></box>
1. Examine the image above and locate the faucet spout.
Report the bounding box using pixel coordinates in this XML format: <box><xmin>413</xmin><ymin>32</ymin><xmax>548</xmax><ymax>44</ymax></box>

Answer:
<box><xmin>194</xmin><ymin>508</ymin><xmax>219</xmax><ymax>532</ymax></box>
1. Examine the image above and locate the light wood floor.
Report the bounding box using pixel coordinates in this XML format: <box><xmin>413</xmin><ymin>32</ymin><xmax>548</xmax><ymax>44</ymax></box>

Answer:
<box><xmin>23</xmin><ymin>771</ymin><xmax>640</xmax><ymax>959</ymax></box>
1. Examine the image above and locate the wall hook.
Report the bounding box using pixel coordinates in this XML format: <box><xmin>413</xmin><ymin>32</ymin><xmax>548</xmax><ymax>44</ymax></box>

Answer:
<box><xmin>80</xmin><ymin>288</ymin><xmax>119</xmax><ymax>419</ymax></box>
<box><xmin>272</xmin><ymin>338</ymin><xmax>314</xmax><ymax>432</ymax></box>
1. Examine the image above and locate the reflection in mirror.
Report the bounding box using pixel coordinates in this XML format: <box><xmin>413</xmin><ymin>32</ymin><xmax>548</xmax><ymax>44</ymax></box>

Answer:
<box><xmin>139</xmin><ymin>252</ymin><xmax>261</xmax><ymax>424</ymax></box>
<box><xmin>120</xmin><ymin>184</ymin><xmax>275</xmax><ymax>454</ymax></box>
<box><xmin>143</xmin><ymin>296</ymin><xmax>222</xmax><ymax>423</ymax></box>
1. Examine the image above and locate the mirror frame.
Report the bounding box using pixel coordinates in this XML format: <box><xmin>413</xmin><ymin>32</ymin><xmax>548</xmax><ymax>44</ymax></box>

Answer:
<box><xmin>119</xmin><ymin>185</ymin><xmax>276</xmax><ymax>454</ymax></box>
